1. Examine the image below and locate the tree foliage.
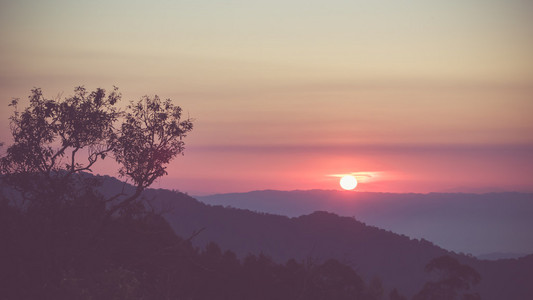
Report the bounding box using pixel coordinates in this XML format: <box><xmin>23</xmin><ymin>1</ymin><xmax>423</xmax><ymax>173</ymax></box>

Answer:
<box><xmin>111</xmin><ymin>95</ymin><xmax>193</xmax><ymax>212</ymax></box>
<box><xmin>0</xmin><ymin>86</ymin><xmax>194</xmax><ymax>298</ymax></box>
<box><xmin>0</xmin><ymin>86</ymin><xmax>192</xmax><ymax>213</ymax></box>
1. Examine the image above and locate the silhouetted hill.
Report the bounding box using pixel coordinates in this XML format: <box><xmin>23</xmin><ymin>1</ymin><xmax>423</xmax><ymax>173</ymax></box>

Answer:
<box><xmin>2</xmin><ymin>178</ymin><xmax>384</xmax><ymax>300</ymax></box>
<box><xmin>95</xmin><ymin>176</ymin><xmax>533</xmax><ymax>299</ymax></box>
<box><xmin>196</xmin><ymin>190</ymin><xmax>533</xmax><ymax>257</ymax></box>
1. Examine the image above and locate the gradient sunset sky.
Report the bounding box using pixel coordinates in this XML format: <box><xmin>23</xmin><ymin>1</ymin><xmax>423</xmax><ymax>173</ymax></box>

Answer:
<box><xmin>1</xmin><ymin>0</ymin><xmax>532</xmax><ymax>195</ymax></box>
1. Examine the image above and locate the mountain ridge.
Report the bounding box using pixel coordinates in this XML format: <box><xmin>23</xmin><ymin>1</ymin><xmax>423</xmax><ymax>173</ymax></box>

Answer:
<box><xmin>195</xmin><ymin>189</ymin><xmax>533</xmax><ymax>256</ymax></box>
<box><xmin>142</xmin><ymin>190</ymin><xmax>533</xmax><ymax>299</ymax></box>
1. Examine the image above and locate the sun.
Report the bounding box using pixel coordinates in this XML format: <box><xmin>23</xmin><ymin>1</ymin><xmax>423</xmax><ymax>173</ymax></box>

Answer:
<box><xmin>340</xmin><ymin>175</ymin><xmax>358</xmax><ymax>190</ymax></box>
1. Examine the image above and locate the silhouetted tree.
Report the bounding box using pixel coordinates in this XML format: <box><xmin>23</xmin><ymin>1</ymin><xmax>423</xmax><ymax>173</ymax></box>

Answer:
<box><xmin>0</xmin><ymin>86</ymin><xmax>192</xmax><ymax>214</ymax></box>
<box><xmin>413</xmin><ymin>255</ymin><xmax>481</xmax><ymax>300</ymax></box>
<box><xmin>0</xmin><ymin>86</ymin><xmax>192</xmax><ymax>298</ymax></box>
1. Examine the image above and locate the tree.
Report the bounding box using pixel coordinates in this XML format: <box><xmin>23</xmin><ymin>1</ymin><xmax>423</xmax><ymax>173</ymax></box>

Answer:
<box><xmin>0</xmin><ymin>86</ymin><xmax>193</xmax><ymax>215</ymax></box>
<box><xmin>0</xmin><ymin>86</ymin><xmax>193</xmax><ymax>298</ymax></box>
<box><xmin>413</xmin><ymin>255</ymin><xmax>481</xmax><ymax>300</ymax></box>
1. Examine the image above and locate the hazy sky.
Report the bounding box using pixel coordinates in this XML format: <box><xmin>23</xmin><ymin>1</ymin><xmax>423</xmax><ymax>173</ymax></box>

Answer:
<box><xmin>1</xmin><ymin>0</ymin><xmax>532</xmax><ymax>194</ymax></box>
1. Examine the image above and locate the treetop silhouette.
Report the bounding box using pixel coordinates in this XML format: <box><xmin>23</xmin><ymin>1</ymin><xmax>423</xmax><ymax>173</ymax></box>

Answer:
<box><xmin>0</xmin><ymin>86</ymin><xmax>193</xmax><ymax>214</ymax></box>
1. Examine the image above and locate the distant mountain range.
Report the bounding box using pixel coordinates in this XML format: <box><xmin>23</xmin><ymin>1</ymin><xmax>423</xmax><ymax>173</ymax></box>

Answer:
<box><xmin>95</xmin><ymin>177</ymin><xmax>533</xmax><ymax>299</ymax></box>
<box><xmin>195</xmin><ymin>190</ymin><xmax>533</xmax><ymax>257</ymax></box>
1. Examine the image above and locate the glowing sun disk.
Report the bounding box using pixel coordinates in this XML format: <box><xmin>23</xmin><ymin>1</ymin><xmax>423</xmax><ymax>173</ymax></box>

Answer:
<box><xmin>340</xmin><ymin>175</ymin><xmax>358</xmax><ymax>190</ymax></box>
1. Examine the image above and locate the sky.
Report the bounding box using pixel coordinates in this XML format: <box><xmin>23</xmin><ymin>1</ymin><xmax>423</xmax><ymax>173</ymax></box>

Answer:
<box><xmin>1</xmin><ymin>0</ymin><xmax>532</xmax><ymax>195</ymax></box>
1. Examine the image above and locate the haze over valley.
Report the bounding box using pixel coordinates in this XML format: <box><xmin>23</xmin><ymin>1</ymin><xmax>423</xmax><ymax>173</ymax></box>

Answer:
<box><xmin>196</xmin><ymin>190</ymin><xmax>533</xmax><ymax>257</ymax></box>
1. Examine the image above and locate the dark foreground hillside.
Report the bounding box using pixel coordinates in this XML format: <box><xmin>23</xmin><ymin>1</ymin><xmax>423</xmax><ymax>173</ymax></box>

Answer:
<box><xmin>4</xmin><ymin>175</ymin><xmax>531</xmax><ymax>299</ymax></box>
<box><xmin>0</xmin><ymin>185</ymin><xmax>384</xmax><ymax>300</ymax></box>
<box><xmin>137</xmin><ymin>187</ymin><xmax>533</xmax><ymax>300</ymax></box>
